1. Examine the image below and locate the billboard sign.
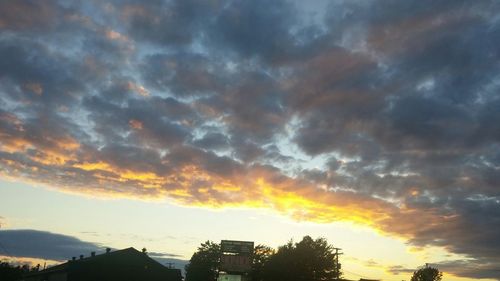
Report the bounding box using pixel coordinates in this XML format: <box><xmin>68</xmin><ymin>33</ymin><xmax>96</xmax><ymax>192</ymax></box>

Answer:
<box><xmin>220</xmin><ymin>240</ymin><xmax>254</xmax><ymax>273</ymax></box>
<box><xmin>221</xmin><ymin>240</ymin><xmax>254</xmax><ymax>254</ymax></box>
<box><xmin>220</xmin><ymin>254</ymin><xmax>252</xmax><ymax>273</ymax></box>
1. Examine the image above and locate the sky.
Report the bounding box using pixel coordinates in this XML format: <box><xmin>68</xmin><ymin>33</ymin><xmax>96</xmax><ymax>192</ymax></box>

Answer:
<box><xmin>0</xmin><ymin>0</ymin><xmax>499</xmax><ymax>280</ymax></box>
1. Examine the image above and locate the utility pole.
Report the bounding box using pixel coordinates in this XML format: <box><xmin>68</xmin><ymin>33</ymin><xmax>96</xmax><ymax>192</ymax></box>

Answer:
<box><xmin>333</xmin><ymin>247</ymin><xmax>343</xmax><ymax>280</ymax></box>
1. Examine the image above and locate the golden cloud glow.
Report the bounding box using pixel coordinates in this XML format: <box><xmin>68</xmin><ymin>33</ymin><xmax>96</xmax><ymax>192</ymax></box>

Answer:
<box><xmin>0</xmin><ymin>116</ymin><xmax>80</xmax><ymax>165</ymax></box>
<box><xmin>29</xmin><ymin>151</ymin><xmax>72</xmax><ymax>166</ymax></box>
<box><xmin>0</xmin><ymin>137</ymin><xmax>447</xmax><ymax>246</ymax></box>
<box><xmin>58</xmin><ymin>138</ymin><xmax>80</xmax><ymax>151</ymax></box>
<box><xmin>73</xmin><ymin>161</ymin><xmax>165</xmax><ymax>188</ymax></box>
<box><xmin>0</xmin><ymin>137</ymin><xmax>32</xmax><ymax>153</ymax></box>
<box><xmin>0</xmin><ymin>255</ymin><xmax>60</xmax><ymax>267</ymax></box>
<box><xmin>73</xmin><ymin>161</ymin><xmax>113</xmax><ymax>171</ymax></box>
<box><xmin>1</xmin><ymin>139</ymin><xmax>439</xmax><ymax>239</ymax></box>
<box><xmin>255</xmin><ymin>177</ymin><xmax>392</xmax><ymax>226</ymax></box>
<box><xmin>27</xmin><ymin>136</ymin><xmax>80</xmax><ymax>166</ymax></box>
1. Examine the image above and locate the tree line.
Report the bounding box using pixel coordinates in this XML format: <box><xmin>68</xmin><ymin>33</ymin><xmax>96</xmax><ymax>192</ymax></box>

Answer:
<box><xmin>0</xmin><ymin>262</ymin><xmax>42</xmax><ymax>281</ymax></box>
<box><xmin>184</xmin><ymin>235</ymin><xmax>443</xmax><ymax>281</ymax></box>
<box><xmin>185</xmin><ymin>236</ymin><xmax>342</xmax><ymax>281</ymax></box>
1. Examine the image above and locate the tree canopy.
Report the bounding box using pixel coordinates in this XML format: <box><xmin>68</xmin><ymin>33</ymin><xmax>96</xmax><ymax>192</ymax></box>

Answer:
<box><xmin>185</xmin><ymin>236</ymin><xmax>341</xmax><ymax>281</ymax></box>
<box><xmin>185</xmin><ymin>241</ymin><xmax>220</xmax><ymax>281</ymax></box>
<box><xmin>262</xmin><ymin>236</ymin><xmax>339</xmax><ymax>281</ymax></box>
<box><xmin>0</xmin><ymin>262</ymin><xmax>31</xmax><ymax>281</ymax></box>
<box><xmin>251</xmin><ymin>244</ymin><xmax>275</xmax><ymax>281</ymax></box>
<box><xmin>411</xmin><ymin>265</ymin><xmax>443</xmax><ymax>281</ymax></box>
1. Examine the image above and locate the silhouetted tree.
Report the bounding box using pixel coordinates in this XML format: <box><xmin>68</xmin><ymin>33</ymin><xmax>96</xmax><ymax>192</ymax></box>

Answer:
<box><xmin>262</xmin><ymin>236</ymin><xmax>339</xmax><ymax>281</ymax></box>
<box><xmin>0</xmin><ymin>262</ymin><xmax>28</xmax><ymax>281</ymax></box>
<box><xmin>185</xmin><ymin>241</ymin><xmax>220</xmax><ymax>281</ymax></box>
<box><xmin>411</xmin><ymin>265</ymin><xmax>442</xmax><ymax>281</ymax></box>
<box><xmin>251</xmin><ymin>244</ymin><xmax>274</xmax><ymax>281</ymax></box>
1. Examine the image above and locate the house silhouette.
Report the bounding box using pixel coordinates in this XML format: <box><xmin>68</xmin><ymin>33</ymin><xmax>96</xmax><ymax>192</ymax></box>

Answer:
<box><xmin>21</xmin><ymin>247</ymin><xmax>182</xmax><ymax>281</ymax></box>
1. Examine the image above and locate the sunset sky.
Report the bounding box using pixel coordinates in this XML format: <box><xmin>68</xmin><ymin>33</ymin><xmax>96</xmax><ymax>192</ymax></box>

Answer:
<box><xmin>1</xmin><ymin>1</ymin><xmax>500</xmax><ymax>280</ymax></box>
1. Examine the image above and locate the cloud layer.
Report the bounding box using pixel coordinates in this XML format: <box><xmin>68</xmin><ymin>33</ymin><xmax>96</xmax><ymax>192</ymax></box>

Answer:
<box><xmin>1</xmin><ymin>0</ymin><xmax>500</xmax><ymax>279</ymax></box>
<box><xmin>0</xmin><ymin>229</ymin><xmax>187</xmax><ymax>269</ymax></box>
<box><xmin>0</xmin><ymin>230</ymin><xmax>101</xmax><ymax>261</ymax></box>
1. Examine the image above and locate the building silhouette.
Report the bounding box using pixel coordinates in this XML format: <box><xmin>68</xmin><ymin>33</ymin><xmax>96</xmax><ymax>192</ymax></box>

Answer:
<box><xmin>21</xmin><ymin>247</ymin><xmax>182</xmax><ymax>281</ymax></box>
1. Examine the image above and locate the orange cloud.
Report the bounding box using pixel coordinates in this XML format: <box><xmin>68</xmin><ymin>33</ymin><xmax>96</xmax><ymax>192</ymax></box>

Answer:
<box><xmin>129</xmin><ymin>119</ymin><xmax>143</xmax><ymax>130</ymax></box>
<box><xmin>0</xmin><ymin>137</ymin><xmax>32</xmax><ymax>153</ymax></box>
<box><xmin>127</xmin><ymin>81</ymin><xmax>149</xmax><ymax>97</ymax></box>
<box><xmin>27</xmin><ymin>136</ymin><xmax>80</xmax><ymax>166</ymax></box>
<box><xmin>105</xmin><ymin>29</ymin><xmax>128</xmax><ymax>42</ymax></box>
<box><xmin>0</xmin><ymin>112</ymin><xmax>79</xmax><ymax>166</ymax></box>
<box><xmin>72</xmin><ymin>160</ymin><xmax>166</xmax><ymax>189</ymax></box>
<box><xmin>0</xmin><ymin>111</ymin><xmax>451</xmax><ymax>250</ymax></box>
<box><xmin>0</xmin><ymin>255</ymin><xmax>60</xmax><ymax>268</ymax></box>
<box><xmin>0</xmin><ymin>141</ymin><xmax>446</xmax><ymax>242</ymax></box>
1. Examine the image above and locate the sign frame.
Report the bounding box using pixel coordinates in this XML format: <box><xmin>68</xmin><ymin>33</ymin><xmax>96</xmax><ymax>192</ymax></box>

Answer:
<box><xmin>220</xmin><ymin>240</ymin><xmax>254</xmax><ymax>255</ymax></box>
<box><xmin>219</xmin><ymin>240</ymin><xmax>254</xmax><ymax>274</ymax></box>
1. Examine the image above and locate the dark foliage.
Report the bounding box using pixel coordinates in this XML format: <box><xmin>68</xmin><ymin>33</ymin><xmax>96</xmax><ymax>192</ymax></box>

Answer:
<box><xmin>251</xmin><ymin>245</ymin><xmax>274</xmax><ymax>281</ymax></box>
<box><xmin>262</xmin><ymin>236</ymin><xmax>339</xmax><ymax>281</ymax></box>
<box><xmin>185</xmin><ymin>241</ymin><xmax>221</xmax><ymax>281</ymax></box>
<box><xmin>185</xmin><ymin>236</ymin><xmax>340</xmax><ymax>281</ymax></box>
<box><xmin>0</xmin><ymin>262</ymin><xmax>30</xmax><ymax>281</ymax></box>
<box><xmin>411</xmin><ymin>265</ymin><xmax>443</xmax><ymax>281</ymax></box>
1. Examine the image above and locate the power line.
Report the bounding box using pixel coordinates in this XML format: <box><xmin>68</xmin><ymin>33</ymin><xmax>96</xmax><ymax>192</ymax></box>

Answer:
<box><xmin>343</xmin><ymin>269</ymin><xmax>371</xmax><ymax>279</ymax></box>
<box><xmin>344</xmin><ymin>269</ymin><xmax>409</xmax><ymax>281</ymax></box>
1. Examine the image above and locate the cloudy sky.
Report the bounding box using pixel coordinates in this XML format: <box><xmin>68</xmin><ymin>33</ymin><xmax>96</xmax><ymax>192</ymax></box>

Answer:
<box><xmin>1</xmin><ymin>0</ymin><xmax>500</xmax><ymax>280</ymax></box>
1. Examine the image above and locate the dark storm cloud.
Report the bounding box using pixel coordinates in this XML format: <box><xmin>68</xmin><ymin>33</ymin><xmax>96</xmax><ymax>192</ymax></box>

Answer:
<box><xmin>404</xmin><ymin>196</ymin><xmax>500</xmax><ymax>261</ymax></box>
<box><xmin>436</xmin><ymin>259</ymin><xmax>500</xmax><ymax>280</ymax></box>
<box><xmin>1</xmin><ymin>1</ymin><xmax>500</xmax><ymax>279</ymax></box>
<box><xmin>141</xmin><ymin>53</ymin><xmax>225</xmax><ymax>96</ymax></box>
<box><xmin>0</xmin><ymin>38</ymin><xmax>84</xmax><ymax>107</ymax></box>
<box><xmin>0</xmin><ymin>230</ymin><xmax>101</xmax><ymax>261</ymax></box>
<box><xmin>220</xmin><ymin>71</ymin><xmax>286</xmax><ymax>142</ymax></box>
<box><xmin>83</xmin><ymin>95</ymin><xmax>191</xmax><ymax>148</ymax></box>
<box><xmin>122</xmin><ymin>0</ymin><xmax>221</xmax><ymax>46</ymax></box>
<box><xmin>191</xmin><ymin>132</ymin><xmax>230</xmax><ymax>151</ymax></box>
<box><xmin>212</xmin><ymin>0</ymin><xmax>297</xmax><ymax>61</ymax></box>
<box><xmin>288</xmin><ymin>1</ymin><xmax>500</xmax><ymax>278</ymax></box>
<box><xmin>388</xmin><ymin>260</ymin><xmax>500</xmax><ymax>280</ymax></box>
